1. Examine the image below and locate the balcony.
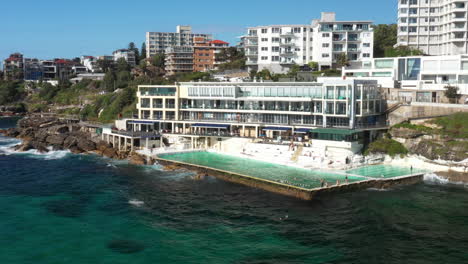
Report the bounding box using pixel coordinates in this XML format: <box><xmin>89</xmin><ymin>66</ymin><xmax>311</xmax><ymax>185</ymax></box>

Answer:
<box><xmin>280</xmin><ymin>51</ymin><xmax>295</xmax><ymax>57</ymax></box>
<box><xmin>347</xmin><ymin>37</ymin><xmax>360</xmax><ymax>42</ymax></box>
<box><xmin>280</xmin><ymin>32</ymin><xmax>295</xmax><ymax>37</ymax></box>
<box><xmin>245</xmin><ymin>41</ymin><xmax>258</xmax><ymax>47</ymax></box>
<box><xmin>245</xmin><ymin>51</ymin><xmax>259</xmax><ymax>57</ymax></box>
<box><xmin>246</xmin><ymin>60</ymin><xmax>258</xmax><ymax>65</ymax></box>
<box><xmin>347</xmin><ymin>48</ymin><xmax>360</xmax><ymax>52</ymax></box>
<box><xmin>280</xmin><ymin>42</ymin><xmax>296</xmax><ymax>47</ymax></box>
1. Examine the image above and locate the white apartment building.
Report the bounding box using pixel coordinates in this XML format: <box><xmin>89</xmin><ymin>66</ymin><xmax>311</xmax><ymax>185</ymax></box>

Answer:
<box><xmin>397</xmin><ymin>0</ymin><xmax>468</xmax><ymax>55</ymax></box>
<box><xmin>343</xmin><ymin>54</ymin><xmax>468</xmax><ymax>103</ymax></box>
<box><xmin>146</xmin><ymin>25</ymin><xmax>213</xmax><ymax>58</ymax></box>
<box><xmin>243</xmin><ymin>12</ymin><xmax>374</xmax><ymax>73</ymax></box>
<box><xmin>113</xmin><ymin>49</ymin><xmax>136</xmax><ymax>67</ymax></box>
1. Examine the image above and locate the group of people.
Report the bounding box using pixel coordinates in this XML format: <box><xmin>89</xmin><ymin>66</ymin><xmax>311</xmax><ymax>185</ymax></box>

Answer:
<box><xmin>320</xmin><ymin>174</ymin><xmax>349</xmax><ymax>188</ymax></box>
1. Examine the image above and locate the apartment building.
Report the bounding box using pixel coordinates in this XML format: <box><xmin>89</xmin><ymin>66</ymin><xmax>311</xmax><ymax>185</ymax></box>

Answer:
<box><xmin>164</xmin><ymin>46</ymin><xmax>194</xmax><ymax>76</ymax></box>
<box><xmin>23</xmin><ymin>58</ymin><xmax>43</xmax><ymax>81</ymax></box>
<box><xmin>193</xmin><ymin>38</ymin><xmax>229</xmax><ymax>72</ymax></box>
<box><xmin>113</xmin><ymin>49</ymin><xmax>136</xmax><ymax>67</ymax></box>
<box><xmin>3</xmin><ymin>53</ymin><xmax>24</xmax><ymax>81</ymax></box>
<box><xmin>146</xmin><ymin>25</ymin><xmax>213</xmax><ymax>58</ymax></box>
<box><xmin>243</xmin><ymin>12</ymin><xmax>374</xmax><ymax>73</ymax></box>
<box><xmin>343</xmin><ymin>54</ymin><xmax>468</xmax><ymax>103</ymax></box>
<box><xmin>397</xmin><ymin>0</ymin><xmax>468</xmax><ymax>55</ymax></box>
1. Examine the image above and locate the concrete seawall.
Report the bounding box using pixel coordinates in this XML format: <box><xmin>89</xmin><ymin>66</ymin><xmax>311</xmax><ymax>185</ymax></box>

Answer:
<box><xmin>155</xmin><ymin>156</ymin><xmax>425</xmax><ymax>201</ymax></box>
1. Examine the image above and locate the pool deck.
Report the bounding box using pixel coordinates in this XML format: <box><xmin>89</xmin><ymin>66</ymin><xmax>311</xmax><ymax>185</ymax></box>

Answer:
<box><xmin>155</xmin><ymin>155</ymin><xmax>426</xmax><ymax>201</ymax></box>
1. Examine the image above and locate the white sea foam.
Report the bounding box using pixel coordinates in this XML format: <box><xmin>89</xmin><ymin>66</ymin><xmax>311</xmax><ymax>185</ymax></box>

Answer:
<box><xmin>128</xmin><ymin>199</ymin><xmax>144</xmax><ymax>207</ymax></box>
<box><xmin>423</xmin><ymin>172</ymin><xmax>467</xmax><ymax>186</ymax></box>
<box><xmin>0</xmin><ymin>140</ymin><xmax>70</xmax><ymax>160</ymax></box>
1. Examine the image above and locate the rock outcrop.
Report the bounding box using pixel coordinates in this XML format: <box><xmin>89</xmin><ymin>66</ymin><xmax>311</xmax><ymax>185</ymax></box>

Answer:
<box><xmin>0</xmin><ymin>114</ymin><xmax>154</xmax><ymax>165</ymax></box>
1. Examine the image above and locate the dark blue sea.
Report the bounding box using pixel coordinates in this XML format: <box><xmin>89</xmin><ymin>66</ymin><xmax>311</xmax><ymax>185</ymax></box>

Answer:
<box><xmin>1</xmin><ymin>117</ymin><xmax>467</xmax><ymax>264</ymax></box>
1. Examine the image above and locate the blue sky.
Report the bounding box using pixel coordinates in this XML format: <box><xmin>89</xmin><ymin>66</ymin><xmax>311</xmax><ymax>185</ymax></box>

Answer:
<box><xmin>1</xmin><ymin>0</ymin><xmax>397</xmax><ymax>63</ymax></box>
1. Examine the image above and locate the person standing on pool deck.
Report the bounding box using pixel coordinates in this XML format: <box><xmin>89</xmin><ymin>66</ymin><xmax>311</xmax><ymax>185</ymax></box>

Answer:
<box><xmin>345</xmin><ymin>174</ymin><xmax>349</xmax><ymax>184</ymax></box>
<box><xmin>411</xmin><ymin>166</ymin><xmax>413</xmax><ymax>174</ymax></box>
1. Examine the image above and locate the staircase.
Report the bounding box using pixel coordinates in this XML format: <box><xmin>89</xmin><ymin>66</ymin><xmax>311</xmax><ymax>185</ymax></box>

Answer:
<box><xmin>290</xmin><ymin>145</ymin><xmax>304</xmax><ymax>163</ymax></box>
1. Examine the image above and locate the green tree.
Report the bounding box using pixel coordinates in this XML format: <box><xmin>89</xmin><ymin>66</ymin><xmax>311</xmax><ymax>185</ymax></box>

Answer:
<box><xmin>140</xmin><ymin>42</ymin><xmax>147</xmax><ymax>61</ymax></box>
<box><xmin>373</xmin><ymin>24</ymin><xmax>398</xmax><ymax>58</ymax></box>
<box><xmin>444</xmin><ymin>85</ymin><xmax>461</xmax><ymax>104</ymax></box>
<box><xmin>308</xmin><ymin>61</ymin><xmax>318</xmax><ymax>71</ymax></box>
<box><xmin>335</xmin><ymin>53</ymin><xmax>350</xmax><ymax>68</ymax></box>
<box><xmin>116</xmin><ymin>71</ymin><xmax>131</xmax><ymax>88</ymax></box>
<box><xmin>102</xmin><ymin>71</ymin><xmax>116</xmax><ymax>92</ymax></box>
<box><xmin>0</xmin><ymin>81</ymin><xmax>25</xmax><ymax>105</ymax></box>
<box><xmin>151</xmin><ymin>54</ymin><xmax>165</xmax><ymax>68</ymax></box>
<box><xmin>97</xmin><ymin>59</ymin><xmax>114</xmax><ymax>73</ymax></box>
<box><xmin>128</xmin><ymin>42</ymin><xmax>140</xmax><ymax>65</ymax></box>
<box><xmin>384</xmin><ymin>46</ymin><xmax>424</xmax><ymax>57</ymax></box>
<box><xmin>116</xmin><ymin>58</ymin><xmax>130</xmax><ymax>72</ymax></box>
<box><xmin>216</xmin><ymin>47</ymin><xmax>246</xmax><ymax>71</ymax></box>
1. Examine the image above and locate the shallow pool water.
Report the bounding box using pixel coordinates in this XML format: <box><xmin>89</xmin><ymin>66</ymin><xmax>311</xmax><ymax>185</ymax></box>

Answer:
<box><xmin>346</xmin><ymin>165</ymin><xmax>427</xmax><ymax>179</ymax></box>
<box><xmin>159</xmin><ymin>152</ymin><xmax>367</xmax><ymax>189</ymax></box>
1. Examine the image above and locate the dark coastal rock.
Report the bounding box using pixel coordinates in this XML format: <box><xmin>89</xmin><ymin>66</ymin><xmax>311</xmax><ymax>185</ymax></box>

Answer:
<box><xmin>129</xmin><ymin>153</ymin><xmax>147</xmax><ymax>165</ymax></box>
<box><xmin>69</xmin><ymin>146</ymin><xmax>84</xmax><ymax>154</ymax></box>
<box><xmin>96</xmin><ymin>141</ymin><xmax>111</xmax><ymax>152</ymax></box>
<box><xmin>77</xmin><ymin>140</ymin><xmax>96</xmax><ymax>152</ymax></box>
<box><xmin>1</xmin><ymin>128</ymin><xmax>20</xmax><ymax>138</ymax></box>
<box><xmin>35</xmin><ymin>129</ymin><xmax>49</xmax><ymax>142</ymax></box>
<box><xmin>18</xmin><ymin>127</ymin><xmax>35</xmax><ymax>140</ymax></box>
<box><xmin>107</xmin><ymin>239</ymin><xmax>145</xmax><ymax>254</ymax></box>
<box><xmin>63</xmin><ymin>135</ymin><xmax>79</xmax><ymax>148</ymax></box>
<box><xmin>390</xmin><ymin>127</ymin><xmax>425</xmax><ymax>139</ymax></box>
<box><xmin>14</xmin><ymin>142</ymin><xmax>34</xmax><ymax>152</ymax></box>
<box><xmin>46</xmin><ymin>134</ymin><xmax>67</xmax><ymax>145</ymax></box>
<box><xmin>102</xmin><ymin>147</ymin><xmax>118</xmax><ymax>159</ymax></box>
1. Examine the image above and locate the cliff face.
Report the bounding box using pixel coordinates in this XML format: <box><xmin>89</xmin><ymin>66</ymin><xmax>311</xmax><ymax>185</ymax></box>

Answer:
<box><xmin>390</xmin><ymin>127</ymin><xmax>468</xmax><ymax>162</ymax></box>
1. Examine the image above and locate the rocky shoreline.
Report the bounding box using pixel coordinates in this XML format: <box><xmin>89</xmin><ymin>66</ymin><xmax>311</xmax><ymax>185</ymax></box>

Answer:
<box><xmin>0</xmin><ymin>115</ymin><xmax>152</xmax><ymax>166</ymax></box>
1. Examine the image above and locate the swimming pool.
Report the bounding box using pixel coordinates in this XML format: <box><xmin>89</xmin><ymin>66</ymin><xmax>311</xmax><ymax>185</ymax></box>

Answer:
<box><xmin>346</xmin><ymin>165</ymin><xmax>427</xmax><ymax>179</ymax></box>
<box><xmin>159</xmin><ymin>152</ymin><xmax>367</xmax><ymax>189</ymax></box>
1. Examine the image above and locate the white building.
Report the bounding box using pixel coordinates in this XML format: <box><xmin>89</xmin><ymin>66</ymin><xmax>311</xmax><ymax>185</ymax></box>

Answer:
<box><xmin>146</xmin><ymin>25</ymin><xmax>213</xmax><ymax>58</ymax></box>
<box><xmin>243</xmin><ymin>12</ymin><xmax>374</xmax><ymax>73</ymax></box>
<box><xmin>80</xmin><ymin>56</ymin><xmax>101</xmax><ymax>73</ymax></box>
<box><xmin>397</xmin><ymin>0</ymin><xmax>468</xmax><ymax>55</ymax></box>
<box><xmin>113</xmin><ymin>49</ymin><xmax>136</xmax><ymax>67</ymax></box>
<box><xmin>343</xmin><ymin>54</ymin><xmax>468</xmax><ymax>102</ymax></box>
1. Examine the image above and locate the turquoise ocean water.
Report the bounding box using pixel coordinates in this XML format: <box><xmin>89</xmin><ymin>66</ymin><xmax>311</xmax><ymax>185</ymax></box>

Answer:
<box><xmin>1</xmin><ymin>117</ymin><xmax>468</xmax><ymax>263</ymax></box>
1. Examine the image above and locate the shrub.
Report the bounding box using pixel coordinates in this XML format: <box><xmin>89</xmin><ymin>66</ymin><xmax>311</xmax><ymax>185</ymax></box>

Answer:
<box><xmin>364</xmin><ymin>138</ymin><xmax>408</xmax><ymax>157</ymax></box>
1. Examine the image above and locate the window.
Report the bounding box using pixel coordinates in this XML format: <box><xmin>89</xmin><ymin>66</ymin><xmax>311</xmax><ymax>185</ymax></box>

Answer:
<box><xmin>261</xmin><ymin>28</ymin><xmax>268</xmax><ymax>34</ymax></box>
<box><xmin>261</xmin><ymin>47</ymin><xmax>268</xmax><ymax>51</ymax></box>
<box><xmin>272</xmin><ymin>37</ymin><xmax>280</xmax><ymax>43</ymax></box>
<box><xmin>272</xmin><ymin>56</ymin><xmax>280</xmax><ymax>61</ymax></box>
<box><xmin>293</xmin><ymin>27</ymin><xmax>301</xmax><ymax>33</ymax></box>
<box><xmin>272</xmin><ymin>28</ymin><xmax>280</xmax><ymax>33</ymax></box>
<box><xmin>322</xmin><ymin>33</ymin><xmax>330</xmax><ymax>37</ymax></box>
<box><xmin>363</xmin><ymin>53</ymin><xmax>370</xmax><ymax>58</ymax></box>
<box><xmin>272</xmin><ymin>46</ymin><xmax>280</xmax><ymax>52</ymax></box>
<box><xmin>322</xmin><ymin>43</ymin><xmax>330</xmax><ymax>48</ymax></box>
<box><xmin>261</xmin><ymin>38</ymin><xmax>268</xmax><ymax>42</ymax></box>
<box><xmin>322</xmin><ymin>53</ymin><xmax>330</xmax><ymax>58</ymax></box>
<box><xmin>261</xmin><ymin>56</ymin><xmax>268</xmax><ymax>60</ymax></box>
<box><xmin>363</xmin><ymin>43</ymin><xmax>370</xmax><ymax>48</ymax></box>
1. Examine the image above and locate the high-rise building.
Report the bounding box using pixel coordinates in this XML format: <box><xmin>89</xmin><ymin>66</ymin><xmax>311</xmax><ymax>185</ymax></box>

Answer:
<box><xmin>397</xmin><ymin>0</ymin><xmax>468</xmax><ymax>55</ymax></box>
<box><xmin>243</xmin><ymin>12</ymin><xmax>373</xmax><ymax>73</ymax></box>
<box><xmin>164</xmin><ymin>46</ymin><xmax>194</xmax><ymax>76</ymax></box>
<box><xmin>146</xmin><ymin>25</ymin><xmax>213</xmax><ymax>58</ymax></box>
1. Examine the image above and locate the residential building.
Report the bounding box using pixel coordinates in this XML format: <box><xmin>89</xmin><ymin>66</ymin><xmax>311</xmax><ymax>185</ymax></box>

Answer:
<box><xmin>98</xmin><ymin>55</ymin><xmax>114</xmax><ymax>61</ymax></box>
<box><xmin>41</xmin><ymin>60</ymin><xmax>57</xmax><ymax>81</ymax></box>
<box><xmin>164</xmin><ymin>46</ymin><xmax>194</xmax><ymax>76</ymax></box>
<box><xmin>81</xmin><ymin>56</ymin><xmax>101</xmax><ymax>73</ymax></box>
<box><xmin>113</xmin><ymin>49</ymin><xmax>136</xmax><ymax>66</ymax></box>
<box><xmin>397</xmin><ymin>0</ymin><xmax>468</xmax><ymax>55</ymax></box>
<box><xmin>243</xmin><ymin>12</ymin><xmax>373</xmax><ymax>73</ymax></box>
<box><xmin>193</xmin><ymin>38</ymin><xmax>229</xmax><ymax>72</ymax></box>
<box><xmin>343</xmin><ymin>54</ymin><xmax>468</xmax><ymax>103</ymax></box>
<box><xmin>146</xmin><ymin>25</ymin><xmax>213</xmax><ymax>58</ymax></box>
<box><xmin>3</xmin><ymin>53</ymin><xmax>24</xmax><ymax>81</ymax></box>
<box><xmin>23</xmin><ymin>58</ymin><xmax>43</xmax><ymax>81</ymax></box>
